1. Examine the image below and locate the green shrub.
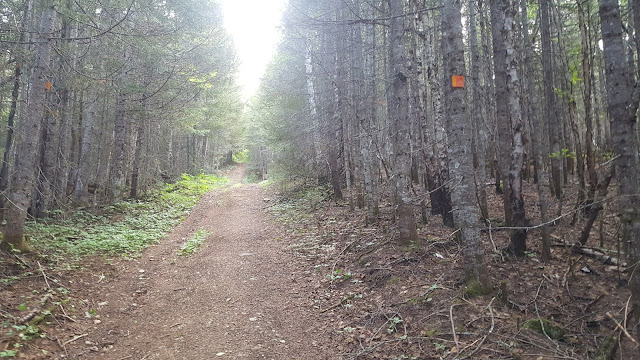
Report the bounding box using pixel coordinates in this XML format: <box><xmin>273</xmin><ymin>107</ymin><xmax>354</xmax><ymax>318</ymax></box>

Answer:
<box><xmin>26</xmin><ymin>173</ymin><xmax>228</xmax><ymax>263</ymax></box>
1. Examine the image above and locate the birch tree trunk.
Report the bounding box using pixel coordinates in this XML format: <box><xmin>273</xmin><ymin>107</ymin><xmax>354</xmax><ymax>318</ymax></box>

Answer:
<box><xmin>424</xmin><ymin>7</ymin><xmax>454</xmax><ymax>227</ymax></box>
<box><xmin>490</xmin><ymin>0</ymin><xmax>527</xmax><ymax>255</ymax></box>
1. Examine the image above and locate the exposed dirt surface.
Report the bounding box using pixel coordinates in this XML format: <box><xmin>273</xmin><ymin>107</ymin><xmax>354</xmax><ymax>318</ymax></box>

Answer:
<box><xmin>59</xmin><ymin>165</ymin><xmax>338</xmax><ymax>359</ymax></box>
<box><xmin>1</xmin><ymin>165</ymin><xmax>636</xmax><ymax>359</ymax></box>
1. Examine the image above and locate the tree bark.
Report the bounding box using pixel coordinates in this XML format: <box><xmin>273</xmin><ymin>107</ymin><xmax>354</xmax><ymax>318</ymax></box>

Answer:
<box><xmin>2</xmin><ymin>5</ymin><xmax>57</xmax><ymax>252</ymax></box>
<box><xmin>110</xmin><ymin>53</ymin><xmax>129</xmax><ymax>200</ymax></box>
<box><xmin>72</xmin><ymin>88</ymin><xmax>98</xmax><ymax>205</ymax></box>
<box><xmin>364</xmin><ymin>4</ymin><xmax>379</xmax><ymax>218</ymax></box>
<box><xmin>489</xmin><ymin>0</ymin><xmax>513</xmax><ymax>225</ymax></box>
<box><xmin>598</xmin><ymin>0</ymin><xmax>640</xmax><ymax>339</ymax></box>
<box><xmin>442</xmin><ymin>0</ymin><xmax>490</xmax><ymax>289</ymax></box>
<box><xmin>388</xmin><ymin>0</ymin><xmax>418</xmax><ymax>247</ymax></box>
<box><xmin>469</xmin><ymin>0</ymin><xmax>489</xmax><ymax>220</ymax></box>
<box><xmin>578</xmin><ymin>0</ymin><xmax>599</xmax><ymax>219</ymax></box>
<box><xmin>541</xmin><ymin>0</ymin><xmax>563</xmax><ymax>200</ymax></box>
<box><xmin>0</xmin><ymin>0</ymin><xmax>32</xmax><ymax>223</ymax></box>
<box><xmin>521</xmin><ymin>0</ymin><xmax>551</xmax><ymax>261</ymax></box>
<box><xmin>490</xmin><ymin>0</ymin><xmax>527</xmax><ymax>255</ymax></box>
<box><xmin>424</xmin><ymin>7</ymin><xmax>453</xmax><ymax>227</ymax></box>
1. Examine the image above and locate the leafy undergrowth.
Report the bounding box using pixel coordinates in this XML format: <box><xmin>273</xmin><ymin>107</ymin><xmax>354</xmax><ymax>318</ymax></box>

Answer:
<box><xmin>27</xmin><ymin>173</ymin><xmax>228</xmax><ymax>263</ymax></box>
<box><xmin>269</xmin><ymin>181</ymin><xmax>634</xmax><ymax>360</ymax></box>
<box><xmin>0</xmin><ymin>172</ymin><xmax>228</xmax><ymax>358</ymax></box>
<box><xmin>178</xmin><ymin>229</ymin><xmax>210</xmax><ymax>256</ymax></box>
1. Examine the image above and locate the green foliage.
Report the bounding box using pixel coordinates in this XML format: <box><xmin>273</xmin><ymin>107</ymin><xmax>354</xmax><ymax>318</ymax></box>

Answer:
<box><xmin>26</xmin><ymin>174</ymin><xmax>227</xmax><ymax>262</ymax></box>
<box><xmin>569</xmin><ymin>66</ymin><xmax>583</xmax><ymax>84</ymax></box>
<box><xmin>10</xmin><ymin>325</ymin><xmax>43</xmax><ymax>341</ymax></box>
<box><xmin>243</xmin><ymin>32</ymin><xmax>318</xmax><ymax>182</ymax></box>
<box><xmin>0</xmin><ymin>350</ymin><xmax>17</xmax><ymax>357</ymax></box>
<box><xmin>463</xmin><ymin>278</ymin><xmax>492</xmax><ymax>298</ymax></box>
<box><xmin>386</xmin><ymin>317</ymin><xmax>404</xmax><ymax>333</ymax></box>
<box><xmin>599</xmin><ymin>151</ymin><xmax>615</xmax><ymax>162</ymax></box>
<box><xmin>550</xmin><ymin>148</ymin><xmax>577</xmax><ymax>160</ymax></box>
<box><xmin>232</xmin><ymin>150</ymin><xmax>249</xmax><ymax>163</ymax></box>
<box><xmin>596</xmin><ymin>335</ymin><xmax>617</xmax><ymax>360</ymax></box>
<box><xmin>178</xmin><ymin>229</ymin><xmax>210</xmax><ymax>256</ymax></box>
<box><xmin>329</xmin><ymin>269</ymin><xmax>352</xmax><ymax>281</ymax></box>
<box><xmin>523</xmin><ymin>318</ymin><xmax>566</xmax><ymax>340</ymax></box>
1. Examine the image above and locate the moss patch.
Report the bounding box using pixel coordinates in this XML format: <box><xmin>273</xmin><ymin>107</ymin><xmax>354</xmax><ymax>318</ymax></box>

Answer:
<box><xmin>523</xmin><ymin>318</ymin><xmax>566</xmax><ymax>340</ymax></box>
<box><xmin>463</xmin><ymin>278</ymin><xmax>492</xmax><ymax>298</ymax></box>
<box><xmin>595</xmin><ymin>335</ymin><xmax>618</xmax><ymax>360</ymax></box>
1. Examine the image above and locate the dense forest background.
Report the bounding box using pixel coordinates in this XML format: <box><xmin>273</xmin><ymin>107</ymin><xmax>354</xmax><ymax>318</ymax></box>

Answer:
<box><xmin>0</xmin><ymin>0</ymin><xmax>244</xmax><ymax>250</ymax></box>
<box><xmin>245</xmin><ymin>0</ymin><xmax>640</xmax><ymax>354</ymax></box>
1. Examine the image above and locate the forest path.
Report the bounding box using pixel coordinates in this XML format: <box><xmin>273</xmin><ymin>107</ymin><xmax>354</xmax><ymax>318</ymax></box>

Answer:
<box><xmin>72</xmin><ymin>164</ymin><xmax>335</xmax><ymax>359</ymax></box>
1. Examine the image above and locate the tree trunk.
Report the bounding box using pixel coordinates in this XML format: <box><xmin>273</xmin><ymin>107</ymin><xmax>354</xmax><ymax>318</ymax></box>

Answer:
<box><xmin>489</xmin><ymin>0</ymin><xmax>513</xmax><ymax>225</ymax></box>
<box><xmin>110</xmin><ymin>54</ymin><xmax>129</xmax><ymax>200</ymax></box>
<box><xmin>130</xmin><ymin>118</ymin><xmax>145</xmax><ymax>198</ymax></box>
<box><xmin>442</xmin><ymin>0</ymin><xmax>490</xmax><ymax>290</ymax></box>
<box><xmin>541</xmin><ymin>0</ymin><xmax>563</xmax><ymax>200</ymax></box>
<box><xmin>0</xmin><ymin>0</ymin><xmax>32</xmax><ymax>223</ymax></box>
<box><xmin>424</xmin><ymin>7</ymin><xmax>453</xmax><ymax>227</ymax></box>
<box><xmin>490</xmin><ymin>0</ymin><xmax>527</xmax><ymax>255</ymax></box>
<box><xmin>521</xmin><ymin>0</ymin><xmax>551</xmax><ymax>261</ymax></box>
<box><xmin>2</xmin><ymin>5</ymin><xmax>57</xmax><ymax>252</ymax></box>
<box><xmin>72</xmin><ymin>88</ymin><xmax>98</xmax><ymax>205</ymax></box>
<box><xmin>388</xmin><ymin>0</ymin><xmax>418</xmax><ymax>247</ymax></box>
<box><xmin>469</xmin><ymin>0</ymin><xmax>489</xmax><ymax>220</ymax></box>
<box><xmin>0</xmin><ymin>61</ymin><xmax>22</xmax><ymax>223</ymax></box>
<box><xmin>352</xmin><ymin>7</ymin><xmax>368</xmax><ymax>212</ymax></box>
<box><xmin>578</xmin><ymin>0</ymin><xmax>599</xmax><ymax>218</ymax></box>
<box><xmin>321</xmin><ymin>27</ymin><xmax>343</xmax><ymax>201</ymax></box>
<box><xmin>364</xmin><ymin>4</ymin><xmax>379</xmax><ymax>218</ymax></box>
<box><xmin>598</xmin><ymin>0</ymin><xmax>640</xmax><ymax>340</ymax></box>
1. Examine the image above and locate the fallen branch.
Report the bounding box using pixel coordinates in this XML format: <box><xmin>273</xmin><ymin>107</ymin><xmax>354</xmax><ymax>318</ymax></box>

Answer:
<box><xmin>606</xmin><ymin>311</ymin><xmax>639</xmax><ymax>347</ymax></box>
<box><xmin>13</xmin><ymin>254</ymin><xmax>31</xmax><ymax>268</ymax></box>
<box><xmin>458</xmin><ymin>298</ymin><xmax>495</xmax><ymax>359</ymax></box>
<box><xmin>18</xmin><ymin>293</ymin><xmax>53</xmax><ymax>324</ymax></box>
<box><xmin>572</xmin><ymin>247</ymin><xmax>626</xmax><ymax>267</ymax></box>
<box><xmin>63</xmin><ymin>333</ymin><xmax>88</xmax><ymax>346</ymax></box>
<box><xmin>37</xmin><ymin>261</ymin><xmax>50</xmax><ymax>289</ymax></box>
<box><xmin>551</xmin><ymin>236</ymin><xmax>626</xmax><ymax>267</ymax></box>
<box><xmin>319</xmin><ymin>293</ymin><xmax>357</xmax><ymax>313</ymax></box>
<box><xmin>450</xmin><ymin>304</ymin><xmax>460</xmax><ymax>353</ymax></box>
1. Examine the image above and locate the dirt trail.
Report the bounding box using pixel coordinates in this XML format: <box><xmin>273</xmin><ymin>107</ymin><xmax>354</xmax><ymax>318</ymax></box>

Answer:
<box><xmin>71</xmin><ymin>165</ymin><xmax>335</xmax><ymax>359</ymax></box>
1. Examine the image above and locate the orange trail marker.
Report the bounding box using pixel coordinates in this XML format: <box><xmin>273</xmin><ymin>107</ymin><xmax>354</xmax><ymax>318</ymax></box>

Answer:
<box><xmin>452</xmin><ymin>75</ymin><xmax>464</xmax><ymax>88</ymax></box>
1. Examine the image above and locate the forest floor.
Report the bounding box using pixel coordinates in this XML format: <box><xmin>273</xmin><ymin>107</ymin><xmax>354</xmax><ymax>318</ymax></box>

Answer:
<box><xmin>0</xmin><ymin>164</ymin><xmax>636</xmax><ymax>359</ymax></box>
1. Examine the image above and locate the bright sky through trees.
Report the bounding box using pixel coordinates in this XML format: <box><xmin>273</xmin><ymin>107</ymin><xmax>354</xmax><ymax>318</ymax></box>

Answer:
<box><xmin>219</xmin><ymin>0</ymin><xmax>287</xmax><ymax>100</ymax></box>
